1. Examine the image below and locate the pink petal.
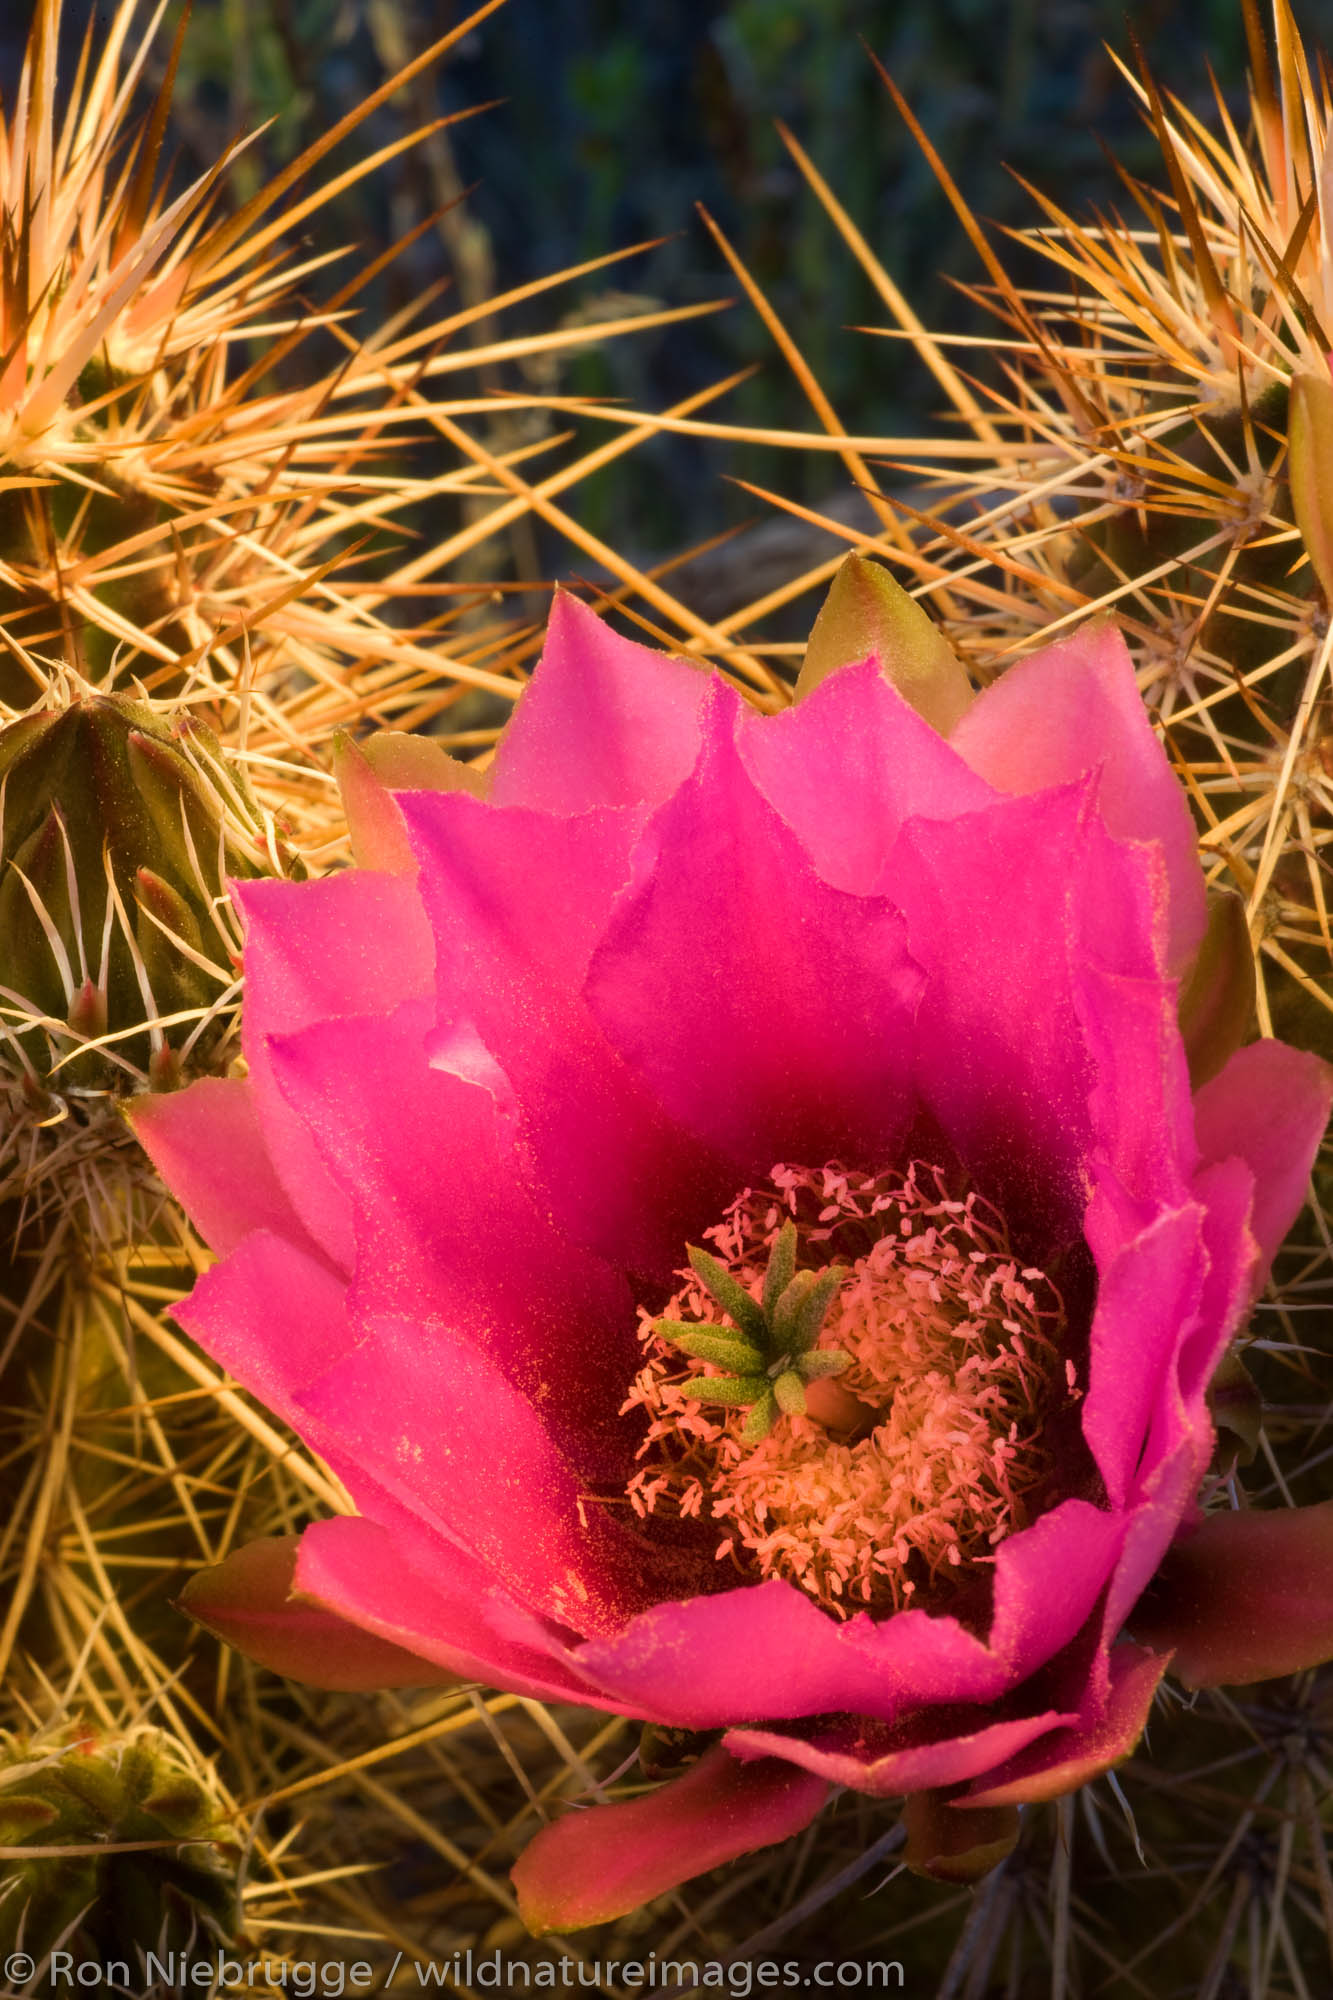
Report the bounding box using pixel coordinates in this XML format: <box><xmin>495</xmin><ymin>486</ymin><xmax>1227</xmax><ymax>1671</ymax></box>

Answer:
<box><xmin>1075</xmin><ymin>963</ymin><xmax>1195</xmax><ymax>1221</ymax></box>
<box><xmin>399</xmin><ymin>788</ymin><xmax>730</xmax><ymax>1279</ymax></box>
<box><xmin>130</xmin><ymin>1077</ymin><xmax>308</xmax><ymax>1259</ymax></box>
<box><xmin>262</xmin><ymin>1001</ymin><xmax>640</xmax><ymax>1484</ymax></box>
<box><xmin>1099</xmin><ymin>1434</ymin><xmax>1211</xmax><ymax>1651</ymax></box>
<box><xmin>181</xmin><ymin>1232</ymin><xmax>662</xmax><ymax>1640</ymax></box>
<box><xmin>491</xmin><ymin>592</ymin><xmax>709</xmax><ymax>813</ymax></box>
<box><xmin>291</xmin><ymin>1516</ymin><xmax>604</xmax><ymax>1705</ymax></box>
<box><xmin>1174</xmin><ymin>1157</ymin><xmax>1260</xmax><ymax>1411</ymax></box>
<box><xmin>739</xmin><ymin>661</ymin><xmax>995</xmax><ymax>894</ymax></box>
<box><xmin>1131</xmin><ymin>1501</ymin><xmax>1333</xmax><ymax>1686</ymax></box>
<box><xmin>1192</xmin><ymin>1039</ymin><xmax>1333</xmax><ymax>1274</ymax></box>
<box><xmin>178</xmin><ymin>1238</ymin><xmax>643</xmax><ymax>1690</ymax></box>
<box><xmin>566</xmin><ymin>1578</ymin><xmax>1008</xmax><ymax>1729</ymax></box>
<box><xmin>293</xmin><ymin>1313</ymin><xmax>663</xmax><ymax>1635</ymax></box>
<box><xmin>179</xmin><ymin>1534</ymin><xmax>456</xmax><ymax>1691</ymax></box>
<box><xmin>950</xmin><ymin>622</ymin><xmax>1206</xmax><ymax>971</ymax></box>
<box><xmin>986</xmin><ymin>1500</ymin><xmax>1129</xmax><ymax>1673</ymax></box>
<box><xmin>586</xmin><ymin>683</ymin><xmax>922</xmax><ymax>1175</ymax></box>
<box><xmin>402</xmin><ymin>792</ymin><xmax>645</xmax><ymax>991</ymax></box>
<box><xmin>568</xmin><ymin>1501</ymin><xmax>1126</xmax><ymax>1733</ymax></box>
<box><xmin>1077</xmin><ymin>1154</ymin><xmax>1254</xmax><ymax>1518</ymax></box>
<box><xmin>1080</xmin><ymin>1203</ymin><xmax>1207</xmax><ymax>1507</ymax></box>
<box><xmin>235</xmin><ymin>871</ymin><xmax>436</xmax><ymax>1270</ymax></box>
<box><xmin>175</xmin><ymin>1227</ymin><xmax>358</xmax><ymax>1423</ymax></box>
<box><xmin>963</xmin><ymin>1644</ymin><xmax>1169</xmax><ymax>1807</ymax></box>
<box><xmin>889</xmin><ymin>784</ymin><xmax>1122</xmax><ymax>1245</ymax></box>
<box><xmin>510</xmin><ymin>1743</ymin><xmax>829</xmax><ymax>1934</ymax></box>
<box><xmin>236</xmin><ymin>871</ymin><xmax>435</xmax><ymax>1039</ymax></box>
<box><xmin>725</xmin><ymin>1708</ymin><xmax>1075</xmax><ymax>1799</ymax></box>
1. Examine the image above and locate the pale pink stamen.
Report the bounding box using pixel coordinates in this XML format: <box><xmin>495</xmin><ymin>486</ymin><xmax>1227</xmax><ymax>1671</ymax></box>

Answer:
<box><xmin>623</xmin><ymin>1161</ymin><xmax>1067</xmax><ymax>1619</ymax></box>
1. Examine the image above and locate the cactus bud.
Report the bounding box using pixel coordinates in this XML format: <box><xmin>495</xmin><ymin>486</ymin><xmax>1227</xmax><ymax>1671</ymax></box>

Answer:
<box><xmin>0</xmin><ymin>1724</ymin><xmax>240</xmax><ymax>1974</ymax></box>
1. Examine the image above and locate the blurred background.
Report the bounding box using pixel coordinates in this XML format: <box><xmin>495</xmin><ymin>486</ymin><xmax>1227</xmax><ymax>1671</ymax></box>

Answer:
<box><xmin>2</xmin><ymin>0</ymin><xmax>1273</xmax><ymax>595</ymax></box>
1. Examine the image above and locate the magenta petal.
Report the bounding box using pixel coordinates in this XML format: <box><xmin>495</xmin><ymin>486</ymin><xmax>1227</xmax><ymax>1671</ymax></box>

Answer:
<box><xmin>131</xmin><ymin>1077</ymin><xmax>307</xmax><ymax>1258</ymax></box>
<box><xmin>234</xmin><ymin>872</ymin><xmax>435</xmax><ymax>1270</ymax></box>
<box><xmin>491</xmin><ymin>593</ymin><xmax>709</xmax><ymax>813</ymax></box>
<box><xmin>1098</xmin><ymin>1433</ymin><xmax>1207</xmax><ymax>1657</ymax></box>
<box><xmin>174</xmin><ymin>1228</ymin><xmax>358</xmax><ymax>1421</ymax></box>
<box><xmin>987</xmin><ymin>1500</ymin><xmax>1128</xmax><ymax>1672</ymax></box>
<box><xmin>554</xmin><ymin>1519</ymin><xmax>1125</xmax><ymax>1734</ymax></box>
<box><xmin>586</xmin><ymin>683</ymin><xmax>922</xmax><ymax>1173</ymax></box>
<box><xmin>1132</xmin><ymin>1501</ymin><xmax>1333</xmax><ymax>1686</ymax></box>
<box><xmin>725</xmin><ymin>1709</ymin><xmax>1074</xmax><ymax>1799</ymax></box>
<box><xmin>399</xmin><ymin>789</ymin><xmax>730</xmax><ymax>1277</ymax></box>
<box><xmin>236</xmin><ymin>871</ymin><xmax>434</xmax><ymax>1039</ymax></box>
<box><xmin>1192</xmin><ymin>1039</ymin><xmax>1333</xmax><ymax>1274</ymax></box>
<box><xmin>293</xmin><ymin>1314</ymin><xmax>655</xmax><ymax>1634</ymax></box>
<box><xmin>962</xmin><ymin>1644</ymin><xmax>1168</xmax><ymax>1807</ymax></box>
<box><xmin>181</xmin><ymin>1244</ymin><xmax>636</xmax><ymax>1683</ymax></box>
<box><xmin>178</xmin><ymin>1229</ymin><xmax>620</xmax><ymax>1641</ymax></box>
<box><xmin>568</xmin><ymin>1578</ymin><xmax>1007</xmax><ymax>1729</ymax></box>
<box><xmin>890</xmin><ymin>786</ymin><xmax>1100</xmax><ymax>1240</ymax></box>
<box><xmin>1174</xmin><ymin>1157</ymin><xmax>1259</xmax><ymax>1411</ymax></box>
<box><xmin>179</xmin><ymin>1534</ymin><xmax>456</xmax><ymax>1691</ymax></box>
<box><xmin>262</xmin><ymin>1002</ymin><xmax>640</xmax><ymax>1480</ymax></box>
<box><xmin>511</xmin><ymin>1743</ymin><xmax>830</xmax><ymax>1934</ymax></box>
<box><xmin>739</xmin><ymin>660</ymin><xmax>995</xmax><ymax>894</ymax></box>
<box><xmin>1080</xmin><ymin>1204</ymin><xmax>1207</xmax><ymax>1507</ymax></box>
<box><xmin>1075</xmin><ymin>966</ymin><xmax>1195</xmax><ymax>1220</ymax></box>
<box><xmin>950</xmin><ymin>622</ymin><xmax>1206</xmax><ymax>970</ymax></box>
<box><xmin>291</xmin><ymin>1516</ymin><xmax>601</xmax><ymax>1705</ymax></box>
<box><xmin>401</xmin><ymin>791</ymin><xmax>645</xmax><ymax>993</ymax></box>
<box><xmin>133</xmin><ymin>592</ymin><xmax>1325</xmax><ymax>1860</ymax></box>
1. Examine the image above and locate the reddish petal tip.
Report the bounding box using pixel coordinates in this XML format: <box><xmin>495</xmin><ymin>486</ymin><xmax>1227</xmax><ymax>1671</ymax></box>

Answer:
<box><xmin>963</xmin><ymin>1646</ymin><xmax>1168</xmax><ymax>1808</ymax></box>
<box><xmin>1133</xmin><ymin>1502</ymin><xmax>1333</xmax><ymax>1687</ymax></box>
<box><xmin>511</xmin><ymin>1746</ymin><xmax>829</xmax><ymax>1934</ymax></box>
<box><xmin>179</xmin><ymin>1533</ymin><xmax>456</xmax><ymax>1692</ymax></box>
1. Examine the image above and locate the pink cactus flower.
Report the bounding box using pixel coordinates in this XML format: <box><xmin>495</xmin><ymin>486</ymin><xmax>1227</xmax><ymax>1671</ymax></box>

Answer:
<box><xmin>135</xmin><ymin>588</ymin><xmax>1333</xmax><ymax>1930</ymax></box>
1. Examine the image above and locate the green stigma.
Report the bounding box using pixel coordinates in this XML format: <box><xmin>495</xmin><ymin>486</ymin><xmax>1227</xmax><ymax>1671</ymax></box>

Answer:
<box><xmin>653</xmin><ymin>1222</ymin><xmax>852</xmax><ymax>1442</ymax></box>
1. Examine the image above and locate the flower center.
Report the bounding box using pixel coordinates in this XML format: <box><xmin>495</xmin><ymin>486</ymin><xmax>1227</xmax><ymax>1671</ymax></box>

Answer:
<box><xmin>623</xmin><ymin>1161</ymin><xmax>1068</xmax><ymax>1619</ymax></box>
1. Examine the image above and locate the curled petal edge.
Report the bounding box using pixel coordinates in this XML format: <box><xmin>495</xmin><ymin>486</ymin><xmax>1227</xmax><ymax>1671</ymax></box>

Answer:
<box><xmin>962</xmin><ymin>1644</ymin><xmax>1169</xmax><ymax>1808</ymax></box>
